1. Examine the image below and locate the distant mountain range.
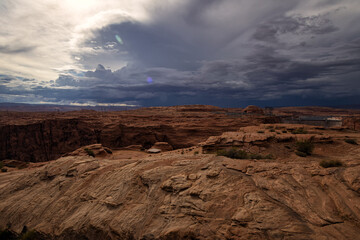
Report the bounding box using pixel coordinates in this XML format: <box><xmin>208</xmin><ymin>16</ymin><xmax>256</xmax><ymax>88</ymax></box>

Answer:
<box><xmin>0</xmin><ymin>102</ymin><xmax>359</xmax><ymax>112</ymax></box>
<box><xmin>0</xmin><ymin>102</ymin><xmax>138</xmax><ymax>112</ymax></box>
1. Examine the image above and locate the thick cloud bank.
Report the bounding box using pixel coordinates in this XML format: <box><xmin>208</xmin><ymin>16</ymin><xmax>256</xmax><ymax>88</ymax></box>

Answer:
<box><xmin>1</xmin><ymin>0</ymin><xmax>360</xmax><ymax>107</ymax></box>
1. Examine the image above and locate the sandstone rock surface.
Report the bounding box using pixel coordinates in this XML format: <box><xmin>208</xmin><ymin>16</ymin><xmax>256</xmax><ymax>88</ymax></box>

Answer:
<box><xmin>0</xmin><ymin>136</ymin><xmax>360</xmax><ymax>239</ymax></box>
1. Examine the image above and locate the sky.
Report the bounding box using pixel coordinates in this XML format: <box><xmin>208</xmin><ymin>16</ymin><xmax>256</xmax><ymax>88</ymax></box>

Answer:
<box><xmin>0</xmin><ymin>0</ymin><xmax>360</xmax><ymax>108</ymax></box>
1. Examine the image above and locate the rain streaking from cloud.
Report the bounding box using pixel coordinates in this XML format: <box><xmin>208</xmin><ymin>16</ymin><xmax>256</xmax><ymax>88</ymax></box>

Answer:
<box><xmin>0</xmin><ymin>0</ymin><xmax>360</xmax><ymax>107</ymax></box>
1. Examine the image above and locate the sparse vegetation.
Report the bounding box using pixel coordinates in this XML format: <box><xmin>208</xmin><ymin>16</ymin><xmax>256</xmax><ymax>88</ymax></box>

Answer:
<box><xmin>216</xmin><ymin>148</ymin><xmax>273</xmax><ymax>159</ymax></box>
<box><xmin>282</xmin><ymin>130</ymin><xmax>288</xmax><ymax>133</ymax></box>
<box><xmin>320</xmin><ymin>160</ymin><xmax>343</xmax><ymax>168</ymax></box>
<box><xmin>0</xmin><ymin>161</ymin><xmax>3</xmax><ymax>169</ymax></box>
<box><xmin>257</xmin><ymin>130</ymin><xmax>265</xmax><ymax>133</ymax></box>
<box><xmin>270</xmin><ymin>129</ymin><xmax>275</xmax><ymax>132</ymax></box>
<box><xmin>194</xmin><ymin>151</ymin><xmax>199</xmax><ymax>155</ymax></box>
<box><xmin>265</xmin><ymin>126</ymin><xmax>274</xmax><ymax>129</ymax></box>
<box><xmin>0</xmin><ymin>228</ymin><xmax>37</xmax><ymax>240</ymax></box>
<box><xmin>345</xmin><ymin>139</ymin><xmax>358</xmax><ymax>145</ymax></box>
<box><xmin>296</xmin><ymin>140</ymin><xmax>314</xmax><ymax>156</ymax></box>
<box><xmin>84</xmin><ymin>148</ymin><xmax>95</xmax><ymax>157</ymax></box>
<box><xmin>291</xmin><ymin>128</ymin><xmax>308</xmax><ymax>134</ymax></box>
<box><xmin>20</xmin><ymin>230</ymin><xmax>36</xmax><ymax>240</ymax></box>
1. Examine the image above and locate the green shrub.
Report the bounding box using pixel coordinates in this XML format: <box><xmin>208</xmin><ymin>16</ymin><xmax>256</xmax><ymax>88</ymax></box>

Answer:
<box><xmin>217</xmin><ymin>148</ymin><xmax>248</xmax><ymax>159</ymax></box>
<box><xmin>345</xmin><ymin>139</ymin><xmax>358</xmax><ymax>145</ymax></box>
<box><xmin>296</xmin><ymin>140</ymin><xmax>314</xmax><ymax>156</ymax></box>
<box><xmin>84</xmin><ymin>148</ymin><xmax>95</xmax><ymax>157</ymax></box>
<box><xmin>292</xmin><ymin>128</ymin><xmax>308</xmax><ymax>134</ymax></box>
<box><xmin>194</xmin><ymin>151</ymin><xmax>199</xmax><ymax>155</ymax></box>
<box><xmin>320</xmin><ymin>160</ymin><xmax>343</xmax><ymax>168</ymax></box>
<box><xmin>1</xmin><ymin>168</ymin><xmax>7</xmax><ymax>172</ymax></box>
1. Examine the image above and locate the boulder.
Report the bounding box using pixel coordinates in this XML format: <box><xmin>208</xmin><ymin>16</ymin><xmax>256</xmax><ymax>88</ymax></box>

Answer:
<box><xmin>146</xmin><ymin>148</ymin><xmax>161</xmax><ymax>154</ymax></box>
<box><xmin>63</xmin><ymin>144</ymin><xmax>112</xmax><ymax>158</ymax></box>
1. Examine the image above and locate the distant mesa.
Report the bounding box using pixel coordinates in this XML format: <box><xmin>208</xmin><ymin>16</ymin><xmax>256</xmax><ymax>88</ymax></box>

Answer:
<box><xmin>242</xmin><ymin>105</ymin><xmax>264</xmax><ymax>114</ymax></box>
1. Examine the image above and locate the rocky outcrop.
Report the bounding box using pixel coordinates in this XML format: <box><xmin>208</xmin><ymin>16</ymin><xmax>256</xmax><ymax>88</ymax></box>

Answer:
<box><xmin>63</xmin><ymin>144</ymin><xmax>112</xmax><ymax>158</ymax></box>
<box><xmin>152</xmin><ymin>142</ymin><xmax>173</xmax><ymax>152</ymax></box>
<box><xmin>0</xmin><ymin>141</ymin><xmax>360</xmax><ymax>239</ymax></box>
<box><xmin>201</xmin><ymin>124</ymin><xmax>334</xmax><ymax>155</ymax></box>
<box><xmin>243</xmin><ymin>105</ymin><xmax>264</xmax><ymax>114</ymax></box>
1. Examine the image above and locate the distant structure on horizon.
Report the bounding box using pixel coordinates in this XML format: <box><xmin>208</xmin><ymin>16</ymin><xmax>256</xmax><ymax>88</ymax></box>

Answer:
<box><xmin>282</xmin><ymin>116</ymin><xmax>343</xmax><ymax>128</ymax></box>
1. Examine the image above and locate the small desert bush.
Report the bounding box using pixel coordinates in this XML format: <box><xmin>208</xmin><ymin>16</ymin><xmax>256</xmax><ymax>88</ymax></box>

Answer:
<box><xmin>265</xmin><ymin>125</ymin><xmax>274</xmax><ymax>129</ymax></box>
<box><xmin>320</xmin><ymin>160</ymin><xmax>343</xmax><ymax>168</ymax></box>
<box><xmin>0</xmin><ymin>161</ymin><xmax>3</xmax><ymax>169</ymax></box>
<box><xmin>292</xmin><ymin>128</ymin><xmax>308</xmax><ymax>134</ymax></box>
<box><xmin>217</xmin><ymin>148</ymin><xmax>248</xmax><ymax>159</ymax></box>
<box><xmin>194</xmin><ymin>151</ymin><xmax>199</xmax><ymax>155</ymax></box>
<box><xmin>282</xmin><ymin>130</ymin><xmax>288</xmax><ymax>133</ymax></box>
<box><xmin>270</xmin><ymin>129</ymin><xmax>276</xmax><ymax>132</ymax></box>
<box><xmin>296</xmin><ymin>140</ymin><xmax>314</xmax><ymax>156</ymax></box>
<box><xmin>345</xmin><ymin>139</ymin><xmax>358</xmax><ymax>145</ymax></box>
<box><xmin>20</xmin><ymin>230</ymin><xmax>36</xmax><ymax>240</ymax></box>
<box><xmin>249</xmin><ymin>153</ymin><xmax>274</xmax><ymax>160</ymax></box>
<box><xmin>257</xmin><ymin>130</ymin><xmax>265</xmax><ymax>133</ymax></box>
<box><xmin>84</xmin><ymin>148</ymin><xmax>95</xmax><ymax>157</ymax></box>
<box><xmin>217</xmin><ymin>148</ymin><xmax>273</xmax><ymax>160</ymax></box>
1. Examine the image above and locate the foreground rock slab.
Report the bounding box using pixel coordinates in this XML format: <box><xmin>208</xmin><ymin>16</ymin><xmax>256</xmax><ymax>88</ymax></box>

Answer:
<box><xmin>0</xmin><ymin>144</ymin><xmax>360</xmax><ymax>240</ymax></box>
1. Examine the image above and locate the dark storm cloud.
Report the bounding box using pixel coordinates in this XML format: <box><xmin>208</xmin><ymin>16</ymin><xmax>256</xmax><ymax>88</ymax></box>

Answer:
<box><xmin>253</xmin><ymin>15</ymin><xmax>338</xmax><ymax>42</ymax></box>
<box><xmin>2</xmin><ymin>0</ymin><xmax>360</xmax><ymax>107</ymax></box>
